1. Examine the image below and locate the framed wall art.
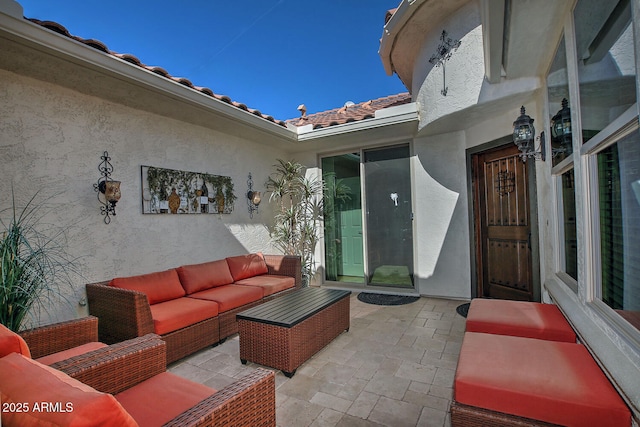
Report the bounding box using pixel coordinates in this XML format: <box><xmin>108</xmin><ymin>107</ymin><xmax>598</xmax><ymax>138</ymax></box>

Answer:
<box><xmin>141</xmin><ymin>165</ymin><xmax>236</xmax><ymax>214</ymax></box>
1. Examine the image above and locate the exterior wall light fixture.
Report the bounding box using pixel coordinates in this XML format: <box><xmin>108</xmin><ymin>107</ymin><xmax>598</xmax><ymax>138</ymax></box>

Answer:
<box><xmin>513</xmin><ymin>106</ymin><xmax>546</xmax><ymax>162</ymax></box>
<box><xmin>94</xmin><ymin>151</ymin><xmax>121</xmax><ymax>224</ymax></box>
<box><xmin>247</xmin><ymin>173</ymin><xmax>261</xmax><ymax>218</ymax></box>
<box><xmin>551</xmin><ymin>98</ymin><xmax>572</xmax><ymax>157</ymax></box>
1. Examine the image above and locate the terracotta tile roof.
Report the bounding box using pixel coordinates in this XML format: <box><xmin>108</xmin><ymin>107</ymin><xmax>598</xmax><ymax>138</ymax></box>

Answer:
<box><xmin>286</xmin><ymin>92</ymin><xmax>411</xmax><ymax>129</ymax></box>
<box><xmin>26</xmin><ymin>19</ymin><xmax>287</xmax><ymax>127</ymax></box>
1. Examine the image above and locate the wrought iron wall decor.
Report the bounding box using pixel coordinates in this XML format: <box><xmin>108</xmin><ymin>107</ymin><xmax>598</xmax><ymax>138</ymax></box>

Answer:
<box><xmin>94</xmin><ymin>151</ymin><xmax>121</xmax><ymax>224</ymax></box>
<box><xmin>496</xmin><ymin>170</ymin><xmax>516</xmax><ymax>195</ymax></box>
<box><xmin>141</xmin><ymin>165</ymin><xmax>236</xmax><ymax>214</ymax></box>
<box><xmin>429</xmin><ymin>30</ymin><xmax>461</xmax><ymax>96</ymax></box>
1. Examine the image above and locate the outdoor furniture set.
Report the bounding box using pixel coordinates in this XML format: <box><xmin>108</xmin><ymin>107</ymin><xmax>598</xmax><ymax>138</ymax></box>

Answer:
<box><xmin>0</xmin><ymin>320</ymin><xmax>275</xmax><ymax>426</ymax></box>
<box><xmin>451</xmin><ymin>298</ymin><xmax>632</xmax><ymax>426</ymax></box>
<box><xmin>86</xmin><ymin>253</ymin><xmax>302</xmax><ymax>363</ymax></box>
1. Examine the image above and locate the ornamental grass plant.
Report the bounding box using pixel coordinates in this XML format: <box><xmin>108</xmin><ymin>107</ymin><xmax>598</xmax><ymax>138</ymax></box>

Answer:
<box><xmin>0</xmin><ymin>191</ymin><xmax>77</xmax><ymax>332</ymax></box>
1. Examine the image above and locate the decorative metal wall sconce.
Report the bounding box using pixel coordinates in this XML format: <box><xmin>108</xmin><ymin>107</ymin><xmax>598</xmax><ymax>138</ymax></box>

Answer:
<box><xmin>550</xmin><ymin>98</ymin><xmax>572</xmax><ymax>157</ymax></box>
<box><xmin>93</xmin><ymin>151</ymin><xmax>121</xmax><ymax>224</ymax></box>
<box><xmin>512</xmin><ymin>106</ymin><xmax>546</xmax><ymax>162</ymax></box>
<box><xmin>247</xmin><ymin>173</ymin><xmax>261</xmax><ymax>218</ymax></box>
<box><xmin>428</xmin><ymin>30</ymin><xmax>461</xmax><ymax>96</ymax></box>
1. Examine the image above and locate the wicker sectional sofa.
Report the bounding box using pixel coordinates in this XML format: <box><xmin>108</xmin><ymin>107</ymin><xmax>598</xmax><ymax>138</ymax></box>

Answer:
<box><xmin>86</xmin><ymin>254</ymin><xmax>301</xmax><ymax>364</ymax></box>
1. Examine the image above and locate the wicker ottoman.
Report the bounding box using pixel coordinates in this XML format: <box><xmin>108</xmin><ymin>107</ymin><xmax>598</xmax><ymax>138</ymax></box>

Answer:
<box><xmin>237</xmin><ymin>288</ymin><xmax>351</xmax><ymax>377</ymax></box>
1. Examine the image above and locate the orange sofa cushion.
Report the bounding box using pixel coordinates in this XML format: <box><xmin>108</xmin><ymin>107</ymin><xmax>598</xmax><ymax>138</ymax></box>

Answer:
<box><xmin>226</xmin><ymin>253</ymin><xmax>268</xmax><ymax>281</ymax></box>
<box><xmin>111</xmin><ymin>268</ymin><xmax>185</xmax><ymax>305</ymax></box>
<box><xmin>235</xmin><ymin>274</ymin><xmax>295</xmax><ymax>296</ymax></box>
<box><xmin>116</xmin><ymin>371</ymin><xmax>215</xmax><ymax>426</ymax></box>
<box><xmin>0</xmin><ymin>323</ymin><xmax>31</xmax><ymax>358</ymax></box>
<box><xmin>465</xmin><ymin>299</ymin><xmax>576</xmax><ymax>342</ymax></box>
<box><xmin>176</xmin><ymin>259</ymin><xmax>234</xmax><ymax>294</ymax></box>
<box><xmin>150</xmin><ymin>297</ymin><xmax>219</xmax><ymax>335</ymax></box>
<box><xmin>455</xmin><ymin>332</ymin><xmax>631</xmax><ymax>427</ymax></box>
<box><xmin>188</xmin><ymin>284</ymin><xmax>263</xmax><ymax>312</ymax></box>
<box><xmin>36</xmin><ymin>341</ymin><xmax>108</xmax><ymax>366</ymax></box>
<box><xmin>0</xmin><ymin>352</ymin><xmax>137</xmax><ymax>426</ymax></box>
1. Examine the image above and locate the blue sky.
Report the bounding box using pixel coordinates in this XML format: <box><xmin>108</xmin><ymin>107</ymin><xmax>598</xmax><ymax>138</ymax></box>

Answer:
<box><xmin>19</xmin><ymin>0</ymin><xmax>406</xmax><ymax>121</ymax></box>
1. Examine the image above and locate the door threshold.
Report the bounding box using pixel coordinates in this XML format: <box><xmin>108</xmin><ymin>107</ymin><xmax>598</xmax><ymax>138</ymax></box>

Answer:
<box><xmin>320</xmin><ymin>282</ymin><xmax>420</xmax><ymax>297</ymax></box>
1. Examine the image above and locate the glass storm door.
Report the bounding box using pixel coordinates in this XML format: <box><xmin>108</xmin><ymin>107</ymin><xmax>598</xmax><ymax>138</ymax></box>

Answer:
<box><xmin>363</xmin><ymin>145</ymin><xmax>414</xmax><ymax>288</ymax></box>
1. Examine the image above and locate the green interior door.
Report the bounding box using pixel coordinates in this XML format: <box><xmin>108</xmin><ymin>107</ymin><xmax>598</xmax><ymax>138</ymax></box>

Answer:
<box><xmin>322</xmin><ymin>154</ymin><xmax>364</xmax><ymax>282</ymax></box>
<box><xmin>339</xmin><ymin>177</ymin><xmax>363</xmax><ymax>277</ymax></box>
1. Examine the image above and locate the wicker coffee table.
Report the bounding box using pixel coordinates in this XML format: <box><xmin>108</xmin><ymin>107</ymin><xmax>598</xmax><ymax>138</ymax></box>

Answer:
<box><xmin>237</xmin><ymin>287</ymin><xmax>351</xmax><ymax>377</ymax></box>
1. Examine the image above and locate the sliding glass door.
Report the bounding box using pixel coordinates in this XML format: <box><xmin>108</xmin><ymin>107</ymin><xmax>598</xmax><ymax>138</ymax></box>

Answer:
<box><xmin>322</xmin><ymin>145</ymin><xmax>414</xmax><ymax>288</ymax></box>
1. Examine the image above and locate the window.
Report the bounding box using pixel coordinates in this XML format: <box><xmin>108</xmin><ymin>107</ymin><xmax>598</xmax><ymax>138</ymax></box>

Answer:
<box><xmin>573</xmin><ymin>0</ymin><xmax>640</xmax><ymax>331</ymax></box>
<box><xmin>548</xmin><ymin>35</ymin><xmax>577</xmax><ymax>285</ymax></box>
<box><xmin>594</xmin><ymin>131</ymin><xmax>640</xmax><ymax>328</ymax></box>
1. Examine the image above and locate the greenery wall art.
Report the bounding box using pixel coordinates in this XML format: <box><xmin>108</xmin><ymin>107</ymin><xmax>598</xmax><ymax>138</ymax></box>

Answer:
<box><xmin>141</xmin><ymin>166</ymin><xmax>236</xmax><ymax>214</ymax></box>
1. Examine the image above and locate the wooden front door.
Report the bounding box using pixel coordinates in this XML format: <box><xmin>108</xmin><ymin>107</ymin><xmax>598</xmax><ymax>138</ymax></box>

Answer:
<box><xmin>473</xmin><ymin>143</ymin><xmax>534</xmax><ymax>301</ymax></box>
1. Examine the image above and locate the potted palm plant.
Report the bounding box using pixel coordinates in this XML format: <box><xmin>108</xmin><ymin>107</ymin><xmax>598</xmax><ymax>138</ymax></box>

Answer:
<box><xmin>266</xmin><ymin>160</ymin><xmax>324</xmax><ymax>286</ymax></box>
<box><xmin>0</xmin><ymin>192</ymin><xmax>76</xmax><ymax>332</ymax></box>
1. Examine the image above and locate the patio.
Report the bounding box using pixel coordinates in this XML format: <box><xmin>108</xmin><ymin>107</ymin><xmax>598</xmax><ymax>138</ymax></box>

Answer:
<box><xmin>168</xmin><ymin>292</ymin><xmax>465</xmax><ymax>427</ymax></box>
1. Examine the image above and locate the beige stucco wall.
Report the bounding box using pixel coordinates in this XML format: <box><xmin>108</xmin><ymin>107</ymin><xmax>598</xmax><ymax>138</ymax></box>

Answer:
<box><xmin>0</xmin><ymin>69</ymin><xmax>285</xmax><ymax>325</ymax></box>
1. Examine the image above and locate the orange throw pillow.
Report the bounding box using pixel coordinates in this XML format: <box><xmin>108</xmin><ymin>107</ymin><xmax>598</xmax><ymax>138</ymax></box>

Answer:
<box><xmin>0</xmin><ymin>353</ymin><xmax>137</xmax><ymax>426</ymax></box>
<box><xmin>111</xmin><ymin>269</ymin><xmax>185</xmax><ymax>305</ymax></box>
<box><xmin>176</xmin><ymin>259</ymin><xmax>234</xmax><ymax>294</ymax></box>
<box><xmin>226</xmin><ymin>253</ymin><xmax>268</xmax><ymax>281</ymax></box>
<box><xmin>0</xmin><ymin>323</ymin><xmax>31</xmax><ymax>358</ymax></box>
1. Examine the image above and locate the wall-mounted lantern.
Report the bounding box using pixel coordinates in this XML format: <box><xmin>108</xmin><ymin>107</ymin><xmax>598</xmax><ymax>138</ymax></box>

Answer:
<box><xmin>551</xmin><ymin>98</ymin><xmax>572</xmax><ymax>156</ymax></box>
<box><xmin>247</xmin><ymin>173</ymin><xmax>261</xmax><ymax>218</ymax></box>
<box><xmin>513</xmin><ymin>106</ymin><xmax>546</xmax><ymax>162</ymax></box>
<box><xmin>93</xmin><ymin>151</ymin><xmax>121</xmax><ymax>224</ymax></box>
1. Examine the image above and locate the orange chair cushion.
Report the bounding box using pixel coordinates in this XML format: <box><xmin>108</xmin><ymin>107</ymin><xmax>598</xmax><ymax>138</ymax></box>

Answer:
<box><xmin>176</xmin><ymin>259</ymin><xmax>234</xmax><ymax>294</ymax></box>
<box><xmin>226</xmin><ymin>253</ymin><xmax>268</xmax><ymax>281</ymax></box>
<box><xmin>36</xmin><ymin>341</ymin><xmax>108</xmax><ymax>366</ymax></box>
<box><xmin>0</xmin><ymin>323</ymin><xmax>31</xmax><ymax>358</ymax></box>
<box><xmin>234</xmin><ymin>274</ymin><xmax>295</xmax><ymax>296</ymax></box>
<box><xmin>111</xmin><ymin>268</ymin><xmax>185</xmax><ymax>305</ymax></box>
<box><xmin>455</xmin><ymin>332</ymin><xmax>631</xmax><ymax>427</ymax></box>
<box><xmin>465</xmin><ymin>299</ymin><xmax>576</xmax><ymax>342</ymax></box>
<box><xmin>116</xmin><ymin>371</ymin><xmax>215</xmax><ymax>426</ymax></box>
<box><xmin>188</xmin><ymin>284</ymin><xmax>263</xmax><ymax>312</ymax></box>
<box><xmin>150</xmin><ymin>297</ymin><xmax>219</xmax><ymax>335</ymax></box>
<box><xmin>0</xmin><ymin>353</ymin><xmax>137</xmax><ymax>426</ymax></box>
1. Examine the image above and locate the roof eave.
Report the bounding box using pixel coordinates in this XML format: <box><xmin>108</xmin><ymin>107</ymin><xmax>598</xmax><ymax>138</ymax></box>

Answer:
<box><xmin>295</xmin><ymin>102</ymin><xmax>418</xmax><ymax>142</ymax></box>
<box><xmin>0</xmin><ymin>8</ymin><xmax>296</xmax><ymax>142</ymax></box>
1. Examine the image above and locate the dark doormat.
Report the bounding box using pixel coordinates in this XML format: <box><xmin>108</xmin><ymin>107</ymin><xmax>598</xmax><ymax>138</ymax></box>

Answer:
<box><xmin>357</xmin><ymin>292</ymin><xmax>420</xmax><ymax>306</ymax></box>
<box><xmin>456</xmin><ymin>302</ymin><xmax>470</xmax><ymax>318</ymax></box>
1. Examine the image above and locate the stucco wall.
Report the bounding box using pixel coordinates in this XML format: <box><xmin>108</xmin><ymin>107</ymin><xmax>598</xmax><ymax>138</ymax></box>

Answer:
<box><xmin>413</xmin><ymin>131</ymin><xmax>470</xmax><ymax>299</ymax></box>
<box><xmin>413</xmin><ymin>2</ymin><xmax>484</xmax><ymax>132</ymax></box>
<box><xmin>0</xmin><ymin>69</ymin><xmax>285</xmax><ymax>325</ymax></box>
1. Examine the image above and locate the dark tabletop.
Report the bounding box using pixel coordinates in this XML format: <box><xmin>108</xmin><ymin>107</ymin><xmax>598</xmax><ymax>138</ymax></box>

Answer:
<box><xmin>237</xmin><ymin>287</ymin><xmax>351</xmax><ymax>328</ymax></box>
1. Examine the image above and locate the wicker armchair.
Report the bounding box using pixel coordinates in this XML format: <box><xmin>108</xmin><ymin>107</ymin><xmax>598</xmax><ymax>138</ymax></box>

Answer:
<box><xmin>16</xmin><ymin>316</ymin><xmax>163</xmax><ymax>393</ymax></box>
<box><xmin>1</xmin><ymin>334</ymin><xmax>276</xmax><ymax>426</ymax></box>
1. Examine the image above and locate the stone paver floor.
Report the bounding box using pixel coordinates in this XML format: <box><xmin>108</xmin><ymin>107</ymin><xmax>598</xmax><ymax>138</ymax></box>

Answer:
<box><xmin>169</xmin><ymin>292</ymin><xmax>466</xmax><ymax>427</ymax></box>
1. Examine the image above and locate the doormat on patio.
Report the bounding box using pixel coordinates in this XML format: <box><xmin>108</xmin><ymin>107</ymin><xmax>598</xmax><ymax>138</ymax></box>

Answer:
<box><xmin>357</xmin><ymin>292</ymin><xmax>420</xmax><ymax>306</ymax></box>
<box><xmin>456</xmin><ymin>303</ymin><xmax>470</xmax><ymax>318</ymax></box>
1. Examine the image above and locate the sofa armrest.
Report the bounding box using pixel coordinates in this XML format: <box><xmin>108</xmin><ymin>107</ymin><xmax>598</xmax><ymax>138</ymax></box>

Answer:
<box><xmin>86</xmin><ymin>281</ymin><xmax>155</xmax><ymax>344</ymax></box>
<box><xmin>52</xmin><ymin>333</ymin><xmax>166</xmax><ymax>395</ymax></box>
<box><xmin>263</xmin><ymin>255</ymin><xmax>302</xmax><ymax>288</ymax></box>
<box><xmin>166</xmin><ymin>368</ymin><xmax>275</xmax><ymax>427</ymax></box>
<box><xmin>19</xmin><ymin>316</ymin><xmax>99</xmax><ymax>359</ymax></box>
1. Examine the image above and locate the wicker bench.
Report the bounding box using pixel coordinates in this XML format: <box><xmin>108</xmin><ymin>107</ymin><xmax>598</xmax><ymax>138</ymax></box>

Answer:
<box><xmin>237</xmin><ymin>288</ymin><xmax>351</xmax><ymax>377</ymax></box>
<box><xmin>452</xmin><ymin>299</ymin><xmax>631</xmax><ymax>426</ymax></box>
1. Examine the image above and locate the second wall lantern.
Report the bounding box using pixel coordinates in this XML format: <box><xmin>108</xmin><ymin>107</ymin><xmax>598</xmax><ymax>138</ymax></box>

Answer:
<box><xmin>513</xmin><ymin>106</ymin><xmax>546</xmax><ymax>162</ymax></box>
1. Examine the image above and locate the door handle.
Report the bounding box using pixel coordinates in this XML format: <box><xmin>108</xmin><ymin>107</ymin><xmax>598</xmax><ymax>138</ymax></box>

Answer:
<box><xmin>527</xmin><ymin>232</ymin><xmax>531</xmax><ymax>250</ymax></box>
